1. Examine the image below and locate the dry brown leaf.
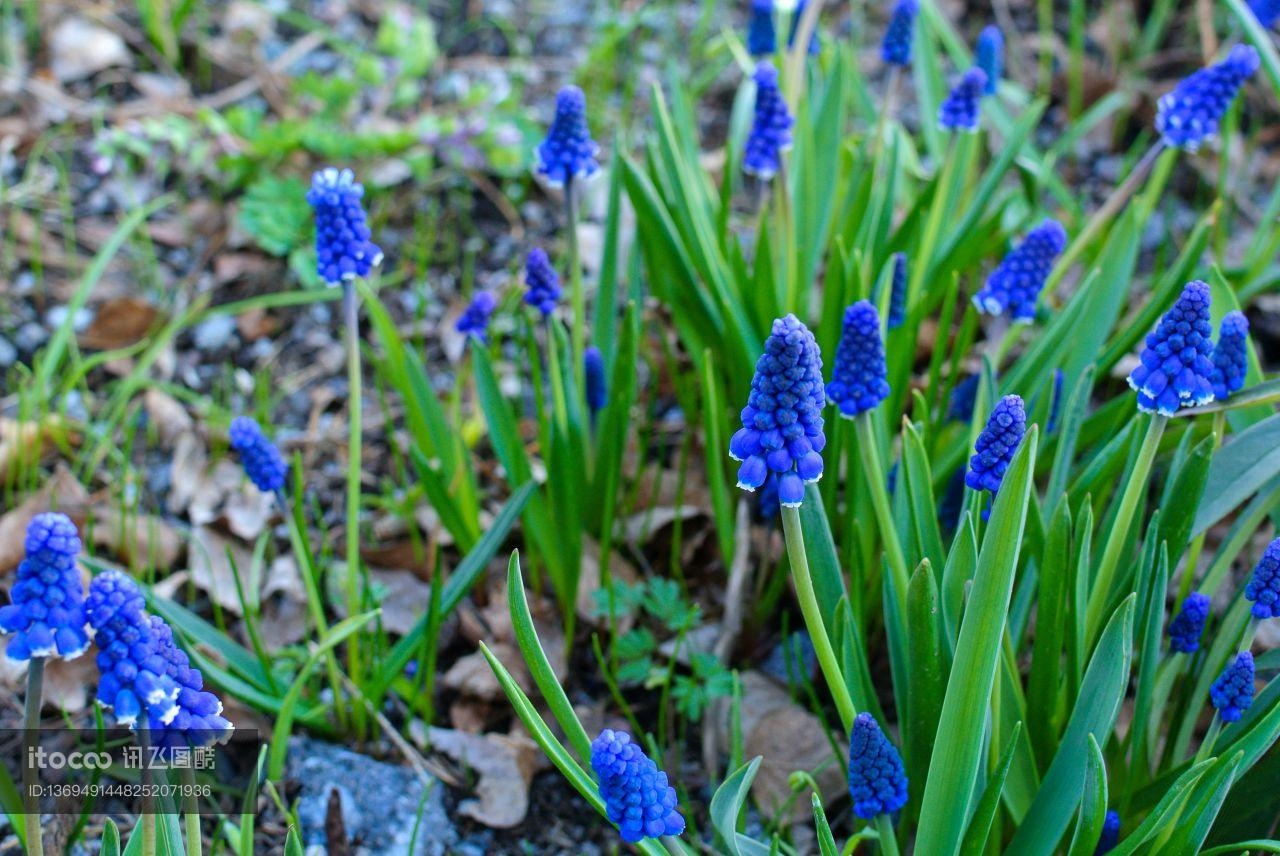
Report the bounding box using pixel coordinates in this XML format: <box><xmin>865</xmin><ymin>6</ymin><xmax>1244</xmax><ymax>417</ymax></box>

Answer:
<box><xmin>78</xmin><ymin>297</ymin><xmax>161</xmax><ymax>350</ymax></box>
<box><xmin>89</xmin><ymin>507</ymin><xmax>183</xmax><ymax>573</ymax></box>
<box><xmin>0</xmin><ymin>416</ymin><xmax>77</xmax><ymax>482</ymax></box>
<box><xmin>427</xmin><ymin>727</ymin><xmax>539</xmax><ymax>829</ymax></box>
<box><xmin>224</xmin><ymin>487</ymin><xmax>275</xmax><ymax>541</ymax></box>
<box><xmin>258</xmin><ymin>592</ymin><xmax>309</xmax><ymax>649</ymax></box>
<box><xmin>236</xmin><ymin>306</ymin><xmax>279</xmax><ymax>341</ymax></box>
<box><xmin>366</xmin><ymin>569</ymin><xmax>432</xmax><ymax>636</ymax></box>
<box><xmin>442</xmin><ymin>643</ymin><xmax>528</xmax><ymax>701</ymax></box>
<box><xmin>575</xmin><ymin>538</ymin><xmax>640</xmax><ymax>628</ymax></box>
<box><xmin>187</xmin><ymin>525</ymin><xmax>256</xmax><ymax>614</ymax></box>
<box><xmin>0</xmin><ymin>650</ymin><xmax>98</xmax><ymax>712</ymax></box>
<box><xmin>0</xmin><ymin>465</ymin><xmax>90</xmax><ymax>572</ymax></box>
<box><xmin>144</xmin><ymin>389</ymin><xmax>194</xmax><ymax>447</ymax></box>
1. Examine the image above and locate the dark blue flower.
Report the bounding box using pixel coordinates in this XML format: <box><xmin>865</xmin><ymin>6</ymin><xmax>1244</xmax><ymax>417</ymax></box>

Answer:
<box><xmin>975</xmin><ymin>26</ymin><xmax>1003</xmax><ymax>95</ymax></box>
<box><xmin>939</xmin><ymin>466</ymin><xmax>967</xmax><ymax>531</ymax></box>
<box><xmin>827</xmin><ymin>301</ymin><xmax>890</xmax><ymax>418</ymax></box>
<box><xmin>1245</xmin><ymin>537</ymin><xmax>1280</xmax><ymax>620</ymax></box>
<box><xmin>229</xmin><ymin>416</ymin><xmax>288</xmax><ymax>493</ymax></box>
<box><xmin>748</xmin><ymin>0</ymin><xmax>777</xmax><ymax>56</ymax></box>
<box><xmin>744</xmin><ymin>62</ymin><xmax>794</xmax><ymax>180</ymax></box>
<box><xmin>0</xmin><ymin>513</ymin><xmax>89</xmax><ymax>661</ymax></box>
<box><xmin>1211</xmin><ymin>311</ymin><xmax>1249</xmax><ymax>400</ymax></box>
<box><xmin>524</xmin><ymin>248</ymin><xmax>562</xmax><ymax>318</ymax></box>
<box><xmin>939</xmin><ymin>68</ymin><xmax>988</xmax><ymax>132</ymax></box>
<box><xmin>86</xmin><ymin>572</ymin><xmax>179</xmax><ymax>728</ymax></box>
<box><xmin>1127</xmin><ymin>280</ymin><xmax>1216</xmax><ymax>415</ymax></box>
<box><xmin>965</xmin><ymin>394</ymin><xmax>1025</xmax><ymax>496</ymax></box>
<box><xmin>847</xmin><ymin>712</ymin><xmax>908</xmax><ymax>820</ymax></box>
<box><xmin>1168</xmin><ymin>592</ymin><xmax>1211</xmax><ymax>654</ymax></box>
<box><xmin>787</xmin><ymin>0</ymin><xmax>820</xmax><ymax>55</ymax></box>
<box><xmin>948</xmin><ymin>374</ymin><xmax>979</xmax><ymax>423</ymax></box>
<box><xmin>1249</xmin><ymin>0</ymin><xmax>1280</xmax><ymax>27</ymax></box>
<box><xmin>881</xmin><ymin>0</ymin><xmax>918</xmax><ymax>66</ymax></box>
<box><xmin>1156</xmin><ymin>45</ymin><xmax>1259</xmax><ymax>151</ymax></box>
<box><xmin>148</xmin><ymin>616</ymin><xmax>234</xmax><ymax>749</ymax></box>
<box><xmin>1047</xmin><ymin>368</ymin><xmax>1065</xmax><ymax>433</ymax></box>
<box><xmin>887</xmin><ymin>253</ymin><xmax>908</xmax><ymax>329</ymax></box>
<box><xmin>590</xmin><ymin>729</ymin><xmax>685</xmax><ymax>843</ymax></box>
<box><xmin>973</xmin><ymin>219</ymin><xmax>1067</xmax><ymax>323</ymax></box>
<box><xmin>1210</xmin><ymin>650</ymin><xmax>1255</xmax><ymax>722</ymax></box>
<box><xmin>729</xmin><ymin>314</ymin><xmax>826</xmax><ymax>507</ymax></box>
<box><xmin>306</xmin><ymin>168</ymin><xmax>382</xmax><ymax>286</ymax></box>
<box><xmin>1095</xmin><ymin>810</ymin><xmax>1121</xmax><ymax>855</ymax></box>
<box><xmin>537</xmin><ymin>86</ymin><xmax>600</xmax><ymax>187</ymax></box>
<box><xmin>585</xmin><ymin>346</ymin><xmax>607</xmax><ymax>414</ymax></box>
<box><xmin>456</xmin><ymin>291</ymin><xmax>498</xmax><ymax>340</ymax></box>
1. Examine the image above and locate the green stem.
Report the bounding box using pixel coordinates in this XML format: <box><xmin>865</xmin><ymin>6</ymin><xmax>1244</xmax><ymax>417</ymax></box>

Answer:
<box><xmin>343</xmin><ymin>283</ymin><xmax>366</xmax><ymax>733</ymax></box>
<box><xmin>853</xmin><ymin>414</ymin><xmax>910</xmax><ymax>620</ymax></box>
<box><xmin>1176</xmin><ymin>410</ymin><xmax>1226</xmax><ymax>602</ymax></box>
<box><xmin>781</xmin><ymin>506</ymin><xmax>856</xmax><ymax>733</ymax></box>
<box><xmin>1085</xmin><ymin>413</ymin><xmax>1167</xmax><ymax>642</ymax></box>
<box><xmin>906</xmin><ymin>137</ymin><xmax>960</xmax><ymax>310</ymax></box>
<box><xmin>181</xmin><ymin>766</ymin><xmax>202</xmax><ymax>856</ymax></box>
<box><xmin>875</xmin><ymin>814</ymin><xmax>902</xmax><ymax>856</ymax></box>
<box><xmin>22</xmin><ymin>657</ymin><xmax>44</xmax><ymax>856</ymax></box>
<box><xmin>566</xmin><ymin>179</ymin><xmax>586</xmax><ymax>400</ymax></box>
<box><xmin>138</xmin><ymin>721</ymin><xmax>156</xmax><ymax>856</ymax></box>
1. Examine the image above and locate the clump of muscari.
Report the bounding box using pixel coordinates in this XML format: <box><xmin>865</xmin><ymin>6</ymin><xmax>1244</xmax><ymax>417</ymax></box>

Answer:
<box><xmin>972</xmin><ymin>219</ymin><xmax>1067</xmax><ymax>323</ymax></box>
<box><xmin>536</xmin><ymin>85</ymin><xmax>599</xmax><ymax>187</ymax></box>
<box><xmin>1245</xmin><ymin>538</ymin><xmax>1280</xmax><ymax>620</ymax></box>
<box><xmin>524</xmin><ymin>248</ymin><xmax>562</xmax><ymax>318</ymax></box>
<box><xmin>1156</xmin><ymin>44</ymin><xmax>1259</xmax><ymax>151</ymax></box>
<box><xmin>827</xmin><ymin>301</ymin><xmax>890</xmax><ymax>418</ymax></box>
<box><xmin>938</xmin><ymin>68</ymin><xmax>988</xmax><ymax>132</ymax></box>
<box><xmin>1168</xmin><ymin>592</ymin><xmax>1211</xmax><ymax>654</ymax></box>
<box><xmin>149</xmin><ymin>616</ymin><xmax>234</xmax><ymax>747</ymax></box>
<box><xmin>880</xmin><ymin>0</ymin><xmax>918</xmax><ymax>66</ymax></box>
<box><xmin>847</xmin><ymin>712</ymin><xmax>909</xmax><ymax>819</ymax></box>
<box><xmin>729</xmin><ymin>314</ymin><xmax>826</xmax><ymax>507</ymax></box>
<box><xmin>975</xmin><ymin>25</ymin><xmax>1003</xmax><ymax>94</ymax></box>
<box><xmin>1210</xmin><ymin>651</ymin><xmax>1256</xmax><ymax>722</ymax></box>
<box><xmin>590</xmin><ymin>729</ymin><xmax>685</xmax><ymax>843</ymax></box>
<box><xmin>1249</xmin><ymin>0</ymin><xmax>1280</xmax><ymax>27</ymax></box>
<box><xmin>1127</xmin><ymin>280</ymin><xmax>1216</xmax><ymax>415</ymax></box>
<box><xmin>306</xmin><ymin>167</ymin><xmax>383</xmax><ymax>286</ymax></box>
<box><xmin>456</xmin><ymin>291</ymin><xmax>498</xmax><ymax>341</ymax></box>
<box><xmin>0</xmin><ymin>513</ymin><xmax>90</xmax><ymax>662</ymax></box>
<box><xmin>229</xmin><ymin>416</ymin><xmax>288</xmax><ymax>493</ymax></box>
<box><xmin>744</xmin><ymin>62</ymin><xmax>794</xmax><ymax>180</ymax></box>
<box><xmin>1210</xmin><ymin>310</ymin><xmax>1249</xmax><ymax>400</ymax></box>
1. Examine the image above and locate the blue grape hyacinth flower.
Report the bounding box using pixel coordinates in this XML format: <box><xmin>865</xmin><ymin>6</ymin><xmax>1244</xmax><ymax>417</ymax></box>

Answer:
<box><xmin>1245</xmin><ymin>538</ymin><xmax>1280</xmax><ymax>619</ymax></box>
<box><xmin>1249</xmin><ymin>0</ymin><xmax>1280</xmax><ymax>27</ymax></box>
<box><xmin>86</xmin><ymin>571</ymin><xmax>179</xmax><ymax>728</ymax></box>
<box><xmin>306</xmin><ymin>167</ymin><xmax>383</xmax><ymax>286</ymax></box>
<box><xmin>584</xmin><ymin>346</ymin><xmax>607</xmax><ymax>414</ymax></box>
<box><xmin>965</xmin><ymin>394</ymin><xmax>1026</xmax><ymax>497</ymax></box>
<box><xmin>1095</xmin><ymin>811</ymin><xmax>1121</xmax><ymax>855</ymax></box>
<box><xmin>744</xmin><ymin>62</ymin><xmax>794</xmax><ymax>180</ymax></box>
<box><xmin>881</xmin><ymin>0</ymin><xmax>918</xmax><ymax>65</ymax></box>
<box><xmin>847</xmin><ymin>712</ymin><xmax>909</xmax><ymax>820</ymax></box>
<box><xmin>590</xmin><ymin>729</ymin><xmax>685</xmax><ymax>843</ymax></box>
<box><xmin>1047</xmin><ymin>368</ymin><xmax>1065</xmax><ymax>433</ymax></box>
<box><xmin>0</xmin><ymin>513</ymin><xmax>90</xmax><ymax>662</ymax></box>
<box><xmin>729</xmin><ymin>314</ymin><xmax>826</xmax><ymax>508</ymax></box>
<box><xmin>975</xmin><ymin>26</ymin><xmax>1003</xmax><ymax>95</ymax></box>
<box><xmin>887</xmin><ymin>253</ymin><xmax>908</xmax><ymax>329</ymax></box>
<box><xmin>536</xmin><ymin>86</ymin><xmax>600</xmax><ymax>187</ymax></box>
<box><xmin>1210</xmin><ymin>311</ymin><xmax>1249</xmax><ymax>400</ymax></box>
<box><xmin>1210</xmin><ymin>651</ymin><xmax>1255</xmax><ymax>722</ymax></box>
<box><xmin>149</xmin><ymin>615</ymin><xmax>234</xmax><ymax>749</ymax></box>
<box><xmin>827</xmin><ymin>301</ymin><xmax>890</xmax><ymax>418</ymax></box>
<box><xmin>1168</xmin><ymin>592</ymin><xmax>1211</xmax><ymax>654</ymax></box>
<box><xmin>788</xmin><ymin>0</ymin><xmax>820</xmax><ymax>55</ymax></box>
<box><xmin>229</xmin><ymin>416</ymin><xmax>288</xmax><ymax>493</ymax></box>
<box><xmin>939</xmin><ymin>68</ymin><xmax>988</xmax><ymax>132</ymax></box>
<box><xmin>748</xmin><ymin>0</ymin><xmax>776</xmax><ymax>55</ymax></box>
<box><xmin>524</xmin><ymin>248</ymin><xmax>562</xmax><ymax>318</ymax></box>
<box><xmin>456</xmin><ymin>291</ymin><xmax>498</xmax><ymax>341</ymax></box>
<box><xmin>948</xmin><ymin>373</ymin><xmax>979</xmax><ymax>423</ymax></box>
<box><xmin>1156</xmin><ymin>45</ymin><xmax>1259</xmax><ymax>151</ymax></box>
<box><xmin>1127</xmin><ymin>280</ymin><xmax>1216</xmax><ymax>415</ymax></box>
<box><xmin>972</xmin><ymin>219</ymin><xmax>1067</xmax><ymax>323</ymax></box>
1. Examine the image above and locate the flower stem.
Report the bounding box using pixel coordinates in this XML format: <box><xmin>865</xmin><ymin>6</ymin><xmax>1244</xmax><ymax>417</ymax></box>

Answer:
<box><xmin>854</xmin><ymin>413</ymin><xmax>910</xmax><ymax>620</ymax></box>
<box><xmin>1177</xmin><ymin>410</ymin><xmax>1227</xmax><ymax>603</ymax></box>
<box><xmin>22</xmin><ymin>657</ymin><xmax>44</xmax><ymax>856</ymax></box>
<box><xmin>875</xmin><ymin>814</ymin><xmax>902</xmax><ymax>856</ymax></box>
<box><xmin>1086</xmin><ymin>413</ymin><xmax>1167</xmax><ymax>642</ymax></box>
<box><xmin>343</xmin><ymin>283</ymin><xmax>366</xmax><ymax>734</ymax></box>
<box><xmin>566</xmin><ymin>178</ymin><xmax>586</xmax><ymax>400</ymax></box>
<box><xmin>138</xmin><ymin>721</ymin><xmax>156</xmax><ymax>856</ymax></box>
<box><xmin>781</xmin><ymin>505</ymin><xmax>856</xmax><ymax>733</ymax></box>
<box><xmin>182</xmin><ymin>766</ymin><xmax>202</xmax><ymax>856</ymax></box>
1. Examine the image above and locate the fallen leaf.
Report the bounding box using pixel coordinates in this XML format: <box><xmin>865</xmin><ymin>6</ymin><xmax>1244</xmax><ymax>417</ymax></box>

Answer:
<box><xmin>442</xmin><ymin>643</ymin><xmax>528</xmax><ymax>701</ymax></box>
<box><xmin>224</xmin><ymin>486</ymin><xmax>275</xmax><ymax>541</ymax></box>
<box><xmin>0</xmin><ymin>650</ymin><xmax>98</xmax><ymax>713</ymax></box>
<box><xmin>144</xmin><ymin>389</ymin><xmax>194</xmax><ymax>448</ymax></box>
<box><xmin>50</xmin><ymin>18</ymin><xmax>131</xmax><ymax>81</ymax></box>
<box><xmin>187</xmin><ymin>526</ymin><xmax>256</xmax><ymax>614</ymax></box>
<box><xmin>89</xmin><ymin>507</ymin><xmax>183</xmax><ymax>573</ymax></box>
<box><xmin>0</xmin><ymin>416</ymin><xmax>77</xmax><ymax>483</ymax></box>
<box><xmin>426</xmin><ymin>727</ymin><xmax>539</xmax><ymax>829</ymax></box>
<box><xmin>78</xmin><ymin>297</ymin><xmax>161</xmax><ymax>350</ymax></box>
<box><xmin>0</xmin><ymin>465</ymin><xmax>90</xmax><ymax>572</ymax></box>
<box><xmin>236</xmin><ymin>306</ymin><xmax>279</xmax><ymax>341</ymax></box>
<box><xmin>366</xmin><ymin>569</ymin><xmax>431</xmax><ymax>636</ymax></box>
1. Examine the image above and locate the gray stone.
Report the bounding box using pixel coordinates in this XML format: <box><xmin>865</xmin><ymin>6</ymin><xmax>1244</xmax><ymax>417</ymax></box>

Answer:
<box><xmin>286</xmin><ymin>737</ymin><xmax>455</xmax><ymax>855</ymax></box>
<box><xmin>193</xmin><ymin>314</ymin><xmax>238</xmax><ymax>352</ymax></box>
<box><xmin>14</xmin><ymin>322</ymin><xmax>46</xmax><ymax>354</ymax></box>
<box><xmin>0</xmin><ymin>336</ymin><xmax>17</xmax><ymax>368</ymax></box>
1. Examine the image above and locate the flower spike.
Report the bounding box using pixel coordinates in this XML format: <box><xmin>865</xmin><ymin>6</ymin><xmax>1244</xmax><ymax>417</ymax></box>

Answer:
<box><xmin>972</xmin><ymin>219</ymin><xmax>1067</xmax><ymax>323</ymax></box>
<box><xmin>847</xmin><ymin>712</ymin><xmax>909</xmax><ymax>819</ymax></box>
<box><xmin>939</xmin><ymin>67</ymin><xmax>988</xmax><ymax>132</ymax></box>
<box><xmin>1095</xmin><ymin>811</ymin><xmax>1121</xmax><ymax>855</ymax></box>
<box><xmin>881</xmin><ymin>0</ymin><xmax>918</xmax><ymax>66</ymax></box>
<box><xmin>747</xmin><ymin>0</ymin><xmax>776</xmax><ymax>56</ymax></box>
<box><xmin>729</xmin><ymin>314</ymin><xmax>826</xmax><ymax>508</ymax></box>
<box><xmin>456</xmin><ymin>291</ymin><xmax>498</xmax><ymax>341</ymax></box>
<box><xmin>744</xmin><ymin>62</ymin><xmax>794</xmax><ymax>180</ymax></box>
<box><xmin>584</xmin><ymin>346</ymin><xmax>607</xmax><ymax>414</ymax></box>
<box><xmin>976</xmin><ymin>26</ymin><xmax>1003</xmax><ymax>95</ymax></box>
<box><xmin>306</xmin><ymin>167</ymin><xmax>382</xmax><ymax>286</ymax></box>
<box><xmin>887</xmin><ymin>253</ymin><xmax>908</xmax><ymax>329</ymax></box>
<box><xmin>1210</xmin><ymin>651</ymin><xmax>1255</xmax><ymax>722</ymax></box>
<box><xmin>148</xmin><ymin>615</ymin><xmax>234</xmax><ymax>750</ymax></box>
<box><xmin>229</xmin><ymin>416</ymin><xmax>288</xmax><ymax>493</ymax></box>
<box><xmin>1249</xmin><ymin>0</ymin><xmax>1280</xmax><ymax>27</ymax></box>
<box><xmin>86</xmin><ymin>572</ymin><xmax>180</xmax><ymax>728</ymax></box>
<box><xmin>1168</xmin><ymin>592</ymin><xmax>1210</xmax><ymax>654</ymax></box>
<box><xmin>524</xmin><ymin>248</ymin><xmax>562</xmax><ymax>318</ymax></box>
<box><xmin>827</xmin><ymin>301</ymin><xmax>890</xmax><ymax>418</ymax></box>
<box><xmin>0</xmin><ymin>513</ymin><xmax>89</xmax><ymax>662</ymax></box>
<box><xmin>1156</xmin><ymin>45</ymin><xmax>1259</xmax><ymax>151</ymax></box>
<box><xmin>1210</xmin><ymin>311</ymin><xmax>1249</xmax><ymax>400</ymax></box>
<box><xmin>536</xmin><ymin>86</ymin><xmax>599</xmax><ymax>187</ymax></box>
<box><xmin>1127</xmin><ymin>281</ymin><xmax>1216</xmax><ymax>414</ymax></box>
<box><xmin>590</xmin><ymin>729</ymin><xmax>685</xmax><ymax>843</ymax></box>
<box><xmin>1245</xmin><ymin>538</ymin><xmax>1280</xmax><ymax>619</ymax></box>
<box><xmin>965</xmin><ymin>394</ymin><xmax>1026</xmax><ymax>497</ymax></box>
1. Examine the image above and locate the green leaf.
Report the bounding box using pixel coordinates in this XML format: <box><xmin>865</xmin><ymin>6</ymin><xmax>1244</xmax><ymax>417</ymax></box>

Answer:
<box><xmin>916</xmin><ymin>427</ymin><xmax>1038</xmax><ymax>856</ymax></box>
<box><xmin>1159</xmin><ymin>752</ymin><xmax>1245</xmax><ymax>854</ymax></box>
<box><xmin>906</xmin><ymin>559</ymin><xmax>946</xmax><ymax>807</ymax></box>
<box><xmin>1027</xmin><ymin>500</ymin><xmax>1072</xmax><ymax>766</ymax></box>
<box><xmin>1194</xmin><ymin>413</ymin><xmax>1280</xmax><ymax>535</ymax></box>
<box><xmin>1108</xmin><ymin>759</ymin><xmax>1215</xmax><ymax>856</ymax></box>
<box><xmin>122</xmin><ymin>813</ymin><xmax>185</xmax><ymax>856</ymax></box>
<box><xmin>1157</xmin><ymin>433</ymin><xmax>1214</xmax><ymax>560</ymax></box>
<box><xmin>1065</xmin><ymin>734</ymin><xmax>1110</xmax><ymax>856</ymax></box>
<box><xmin>710</xmin><ymin>757</ymin><xmax>773</xmax><ymax>856</ymax></box>
<box><xmin>102</xmin><ymin>820</ymin><xmax>123</xmax><ymax>856</ymax></box>
<box><xmin>812</xmin><ymin>794</ymin><xmax>840</xmax><ymax>856</ymax></box>
<box><xmin>957</xmin><ymin>721</ymin><xmax>1024</xmax><ymax>856</ymax></box>
<box><xmin>285</xmin><ymin>827</ymin><xmax>305</xmax><ymax>856</ymax></box>
<box><xmin>797</xmin><ymin>484</ymin><xmax>850</xmax><ymax>643</ymax></box>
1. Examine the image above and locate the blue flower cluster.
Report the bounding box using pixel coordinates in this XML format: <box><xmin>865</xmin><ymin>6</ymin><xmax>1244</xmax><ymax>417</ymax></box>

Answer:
<box><xmin>86</xmin><ymin>572</ymin><xmax>180</xmax><ymax>728</ymax></box>
<box><xmin>880</xmin><ymin>0</ymin><xmax>918</xmax><ymax>66</ymax></box>
<box><xmin>965</xmin><ymin>394</ymin><xmax>1026</xmax><ymax>496</ymax></box>
<box><xmin>590</xmin><ymin>729</ymin><xmax>685</xmax><ymax>843</ymax></box>
<box><xmin>149</xmin><ymin>616</ymin><xmax>234</xmax><ymax>748</ymax></box>
<box><xmin>229</xmin><ymin>416</ymin><xmax>288</xmax><ymax>493</ymax></box>
<box><xmin>536</xmin><ymin>86</ymin><xmax>600</xmax><ymax>187</ymax></box>
<box><xmin>524</xmin><ymin>248</ymin><xmax>562</xmax><ymax>318</ymax></box>
<box><xmin>1245</xmin><ymin>538</ymin><xmax>1280</xmax><ymax>620</ymax></box>
<box><xmin>846</xmin><ymin>712</ymin><xmax>909</xmax><ymax>819</ymax></box>
<box><xmin>306</xmin><ymin>167</ymin><xmax>383</xmax><ymax>286</ymax></box>
<box><xmin>1210</xmin><ymin>651</ymin><xmax>1255</xmax><ymax>722</ymax></box>
<box><xmin>729</xmin><ymin>314</ymin><xmax>826</xmax><ymax>508</ymax></box>
<box><xmin>1156</xmin><ymin>45</ymin><xmax>1259</xmax><ymax>151</ymax></box>
<box><xmin>939</xmin><ymin>68</ymin><xmax>988</xmax><ymax>132</ymax></box>
<box><xmin>584</xmin><ymin>346</ymin><xmax>607</xmax><ymax>414</ymax></box>
<box><xmin>948</xmin><ymin>373</ymin><xmax>979</xmax><ymax>423</ymax></box>
<box><xmin>1127</xmin><ymin>281</ymin><xmax>1216</xmax><ymax>415</ymax></box>
<box><xmin>748</xmin><ymin>0</ymin><xmax>776</xmax><ymax>56</ymax></box>
<box><xmin>1211</xmin><ymin>311</ymin><xmax>1249</xmax><ymax>400</ymax></box>
<box><xmin>1096</xmin><ymin>810</ymin><xmax>1121</xmax><ymax>855</ymax></box>
<box><xmin>1250</xmin><ymin>0</ymin><xmax>1280</xmax><ymax>27</ymax></box>
<box><xmin>887</xmin><ymin>252</ymin><xmax>907</xmax><ymax>329</ymax></box>
<box><xmin>972</xmin><ymin>219</ymin><xmax>1067</xmax><ymax>323</ymax></box>
<box><xmin>789</xmin><ymin>0</ymin><xmax>820</xmax><ymax>55</ymax></box>
<box><xmin>827</xmin><ymin>301</ymin><xmax>890</xmax><ymax>418</ymax></box>
<box><xmin>1168</xmin><ymin>592</ymin><xmax>1210</xmax><ymax>654</ymax></box>
<box><xmin>456</xmin><ymin>291</ymin><xmax>498</xmax><ymax>340</ymax></box>
<box><xmin>744</xmin><ymin>63</ymin><xmax>794</xmax><ymax>180</ymax></box>
<box><xmin>0</xmin><ymin>513</ymin><xmax>89</xmax><ymax>662</ymax></box>
<box><xmin>975</xmin><ymin>26</ymin><xmax>1003</xmax><ymax>95</ymax></box>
